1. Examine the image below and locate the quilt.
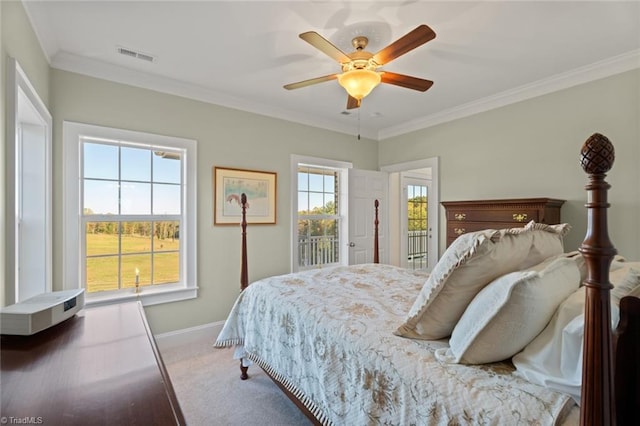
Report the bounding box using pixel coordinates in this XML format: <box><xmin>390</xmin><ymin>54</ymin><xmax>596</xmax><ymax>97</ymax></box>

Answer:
<box><xmin>215</xmin><ymin>263</ymin><xmax>574</xmax><ymax>425</ymax></box>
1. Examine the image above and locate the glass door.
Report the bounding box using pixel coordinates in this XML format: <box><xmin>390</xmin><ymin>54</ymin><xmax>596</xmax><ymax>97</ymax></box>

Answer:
<box><xmin>401</xmin><ymin>175</ymin><xmax>433</xmax><ymax>271</ymax></box>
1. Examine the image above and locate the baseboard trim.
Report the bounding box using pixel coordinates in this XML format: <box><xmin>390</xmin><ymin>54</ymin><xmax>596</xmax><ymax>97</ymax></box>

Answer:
<box><xmin>155</xmin><ymin>320</ymin><xmax>225</xmax><ymax>352</ymax></box>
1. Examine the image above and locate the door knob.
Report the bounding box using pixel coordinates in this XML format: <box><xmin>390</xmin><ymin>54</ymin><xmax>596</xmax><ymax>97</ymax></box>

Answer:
<box><xmin>348</xmin><ymin>242</ymin><xmax>355</xmax><ymax>247</ymax></box>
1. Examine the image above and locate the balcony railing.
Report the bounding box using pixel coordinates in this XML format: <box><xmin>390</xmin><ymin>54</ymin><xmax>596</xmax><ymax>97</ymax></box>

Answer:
<box><xmin>298</xmin><ymin>231</ymin><xmax>428</xmax><ymax>269</ymax></box>
<box><xmin>408</xmin><ymin>230</ymin><xmax>428</xmax><ymax>269</ymax></box>
<box><xmin>298</xmin><ymin>235</ymin><xmax>339</xmax><ymax>267</ymax></box>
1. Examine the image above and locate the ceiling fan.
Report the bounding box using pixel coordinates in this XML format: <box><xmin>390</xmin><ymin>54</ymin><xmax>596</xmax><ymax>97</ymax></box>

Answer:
<box><xmin>284</xmin><ymin>24</ymin><xmax>436</xmax><ymax>109</ymax></box>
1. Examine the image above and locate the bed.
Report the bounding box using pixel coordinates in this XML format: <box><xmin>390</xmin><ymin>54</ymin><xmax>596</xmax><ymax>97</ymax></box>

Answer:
<box><xmin>215</xmin><ymin>133</ymin><xmax>639</xmax><ymax>425</ymax></box>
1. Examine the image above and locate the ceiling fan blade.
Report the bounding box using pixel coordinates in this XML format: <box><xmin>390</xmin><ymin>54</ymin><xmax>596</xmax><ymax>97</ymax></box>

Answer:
<box><xmin>380</xmin><ymin>72</ymin><xmax>434</xmax><ymax>92</ymax></box>
<box><xmin>372</xmin><ymin>24</ymin><xmax>436</xmax><ymax>65</ymax></box>
<box><xmin>299</xmin><ymin>31</ymin><xmax>352</xmax><ymax>63</ymax></box>
<box><xmin>346</xmin><ymin>96</ymin><xmax>361</xmax><ymax>110</ymax></box>
<box><xmin>283</xmin><ymin>74</ymin><xmax>338</xmax><ymax>90</ymax></box>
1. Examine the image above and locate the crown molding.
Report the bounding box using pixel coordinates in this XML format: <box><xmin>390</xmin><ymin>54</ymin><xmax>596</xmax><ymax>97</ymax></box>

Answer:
<box><xmin>378</xmin><ymin>49</ymin><xmax>640</xmax><ymax>140</ymax></box>
<box><xmin>50</xmin><ymin>51</ymin><xmax>378</xmax><ymax>141</ymax></box>
<box><xmin>50</xmin><ymin>48</ymin><xmax>638</xmax><ymax>143</ymax></box>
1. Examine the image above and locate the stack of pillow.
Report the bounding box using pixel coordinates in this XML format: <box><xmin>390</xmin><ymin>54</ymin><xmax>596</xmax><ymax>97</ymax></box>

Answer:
<box><xmin>395</xmin><ymin>221</ymin><xmax>639</xmax><ymax>384</ymax></box>
<box><xmin>512</xmin><ymin>257</ymin><xmax>640</xmax><ymax>402</ymax></box>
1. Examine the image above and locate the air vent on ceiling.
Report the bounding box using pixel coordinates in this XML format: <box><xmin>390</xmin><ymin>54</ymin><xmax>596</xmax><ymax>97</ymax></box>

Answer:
<box><xmin>117</xmin><ymin>46</ymin><xmax>156</xmax><ymax>63</ymax></box>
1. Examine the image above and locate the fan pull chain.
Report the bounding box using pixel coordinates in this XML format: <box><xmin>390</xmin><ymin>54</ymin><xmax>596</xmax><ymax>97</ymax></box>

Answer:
<box><xmin>357</xmin><ymin>108</ymin><xmax>361</xmax><ymax>140</ymax></box>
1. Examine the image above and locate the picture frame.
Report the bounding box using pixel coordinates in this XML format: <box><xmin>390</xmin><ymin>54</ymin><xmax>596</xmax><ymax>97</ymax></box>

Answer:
<box><xmin>213</xmin><ymin>167</ymin><xmax>277</xmax><ymax>225</ymax></box>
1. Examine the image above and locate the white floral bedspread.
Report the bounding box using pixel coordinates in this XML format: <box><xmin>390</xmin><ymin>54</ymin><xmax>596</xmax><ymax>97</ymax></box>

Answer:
<box><xmin>215</xmin><ymin>263</ymin><xmax>575</xmax><ymax>425</ymax></box>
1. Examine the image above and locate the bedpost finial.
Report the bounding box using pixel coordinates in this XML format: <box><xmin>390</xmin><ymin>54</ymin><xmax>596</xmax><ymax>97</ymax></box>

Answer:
<box><xmin>580</xmin><ymin>133</ymin><xmax>615</xmax><ymax>175</ymax></box>
<box><xmin>241</xmin><ymin>193</ymin><xmax>247</xmax><ymax>205</ymax></box>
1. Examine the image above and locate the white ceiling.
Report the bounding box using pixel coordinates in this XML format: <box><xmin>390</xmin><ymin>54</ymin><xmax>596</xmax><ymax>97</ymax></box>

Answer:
<box><xmin>23</xmin><ymin>1</ymin><xmax>640</xmax><ymax>140</ymax></box>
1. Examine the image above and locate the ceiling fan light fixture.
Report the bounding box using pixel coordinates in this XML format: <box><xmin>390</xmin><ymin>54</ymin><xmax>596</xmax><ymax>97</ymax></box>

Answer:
<box><xmin>337</xmin><ymin>69</ymin><xmax>381</xmax><ymax>100</ymax></box>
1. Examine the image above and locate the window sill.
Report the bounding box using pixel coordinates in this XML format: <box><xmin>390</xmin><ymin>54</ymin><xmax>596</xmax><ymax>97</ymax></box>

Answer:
<box><xmin>84</xmin><ymin>284</ymin><xmax>198</xmax><ymax>308</ymax></box>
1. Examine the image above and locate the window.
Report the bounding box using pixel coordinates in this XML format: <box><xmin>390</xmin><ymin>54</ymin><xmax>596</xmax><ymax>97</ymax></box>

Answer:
<box><xmin>291</xmin><ymin>156</ymin><xmax>351</xmax><ymax>272</ymax></box>
<box><xmin>64</xmin><ymin>122</ymin><xmax>197</xmax><ymax>306</ymax></box>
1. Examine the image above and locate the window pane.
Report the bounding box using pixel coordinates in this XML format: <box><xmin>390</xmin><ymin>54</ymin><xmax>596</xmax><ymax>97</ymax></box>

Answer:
<box><xmin>86</xmin><ymin>222</ymin><xmax>119</xmax><ymax>256</ymax></box>
<box><xmin>298</xmin><ymin>191</ymin><xmax>309</xmax><ymax>214</ymax></box>
<box><xmin>122</xmin><ymin>254</ymin><xmax>151</xmax><ymax>288</ymax></box>
<box><xmin>297</xmin><ymin>219</ymin><xmax>310</xmax><ymax>267</ymax></box>
<box><xmin>324</xmin><ymin>193</ymin><xmax>336</xmax><ymax>214</ymax></box>
<box><xmin>309</xmin><ymin>193</ymin><xmax>324</xmax><ymax>213</ymax></box>
<box><xmin>297</xmin><ymin>171</ymin><xmax>308</xmax><ymax>191</ymax></box>
<box><xmin>86</xmin><ymin>256</ymin><xmax>119</xmax><ymax>293</ymax></box>
<box><xmin>153</xmin><ymin>152</ymin><xmax>181</xmax><ymax>183</ymax></box>
<box><xmin>84</xmin><ymin>180</ymin><xmax>119</xmax><ymax>215</ymax></box>
<box><xmin>308</xmin><ymin>173</ymin><xmax>323</xmax><ymax>192</ymax></box>
<box><xmin>324</xmin><ymin>174</ymin><xmax>335</xmax><ymax>193</ymax></box>
<box><xmin>153</xmin><ymin>184</ymin><xmax>181</xmax><ymax>214</ymax></box>
<box><xmin>121</xmin><ymin>222</ymin><xmax>152</xmax><ymax>254</ymax></box>
<box><xmin>153</xmin><ymin>252</ymin><xmax>179</xmax><ymax>284</ymax></box>
<box><xmin>121</xmin><ymin>146</ymin><xmax>151</xmax><ymax>182</ymax></box>
<box><xmin>121</xmin><ymin>182</ymin><xmax>151</xmax><ymax>214</ymax></box>
<box><xmin>299</xmin><ymin>219</ymin><xmax>339</xmax><ymax>266</ymax></box>
<box><xmin>154</xmin><ymin>221</ymin><xmax>180</xmax><ymax>252</ymax></box>
<box><xmin>83</xmin><ymin>142</ymin><xmax>118</xmax><ymax>180</ymax></box>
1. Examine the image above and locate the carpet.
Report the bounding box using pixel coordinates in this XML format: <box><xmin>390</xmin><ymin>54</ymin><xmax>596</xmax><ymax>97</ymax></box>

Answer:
<box><xmin>161</xmin><ymin>336</ymin><xmax>312</xmax><ymax>426</ymax></box>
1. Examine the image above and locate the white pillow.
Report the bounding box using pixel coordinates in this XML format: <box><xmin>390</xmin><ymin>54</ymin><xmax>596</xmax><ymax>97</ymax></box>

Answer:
<box><xmin>435</xmin><ymin>256</ymin><xmax>580</xmax><ymax>364</ymax></box>
<box><xmin>513</xmin><ymin>264</ymin><xmax>640</xmax><ymax>403</ymax></box>
<box><xmin>395</xmin><ymin>223</ymin><xmax>570</xmax><ymax>340</ymax></box>
<box><xmin>525</xmin><ymin>221</ymin><xmax>571</xmax><ymax>260</ymax></box>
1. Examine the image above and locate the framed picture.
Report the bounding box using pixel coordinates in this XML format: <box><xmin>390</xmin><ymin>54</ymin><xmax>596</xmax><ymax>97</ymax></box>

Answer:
<box><xmin>213</xmin><ymin>167</ymin><xmax>277</xmax><ymax>225</ymax></box>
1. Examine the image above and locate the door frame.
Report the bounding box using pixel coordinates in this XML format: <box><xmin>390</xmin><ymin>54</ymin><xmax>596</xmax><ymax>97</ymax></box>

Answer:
<box><xmin>381</xmin><ymin>157</ymin><xmax>440</xmax><ymax>269</ymax></box>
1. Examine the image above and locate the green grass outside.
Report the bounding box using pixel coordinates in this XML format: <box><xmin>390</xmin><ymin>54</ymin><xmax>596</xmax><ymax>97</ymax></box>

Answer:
<box><xmin>86</xmin><ymin>233</ymin><xmax>179</xmax><ymax>293</ymax></box>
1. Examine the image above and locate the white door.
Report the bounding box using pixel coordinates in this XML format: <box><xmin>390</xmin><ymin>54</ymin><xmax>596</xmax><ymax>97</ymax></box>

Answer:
<box><xmin>401</xmin><ymin>175</ymin><xmax>437</xmax><ymax>271</ymax></box>
<box><xmin>348</xmin><ymin>169</ymin><xmax>388</xmax><ymax>264</ymax></box>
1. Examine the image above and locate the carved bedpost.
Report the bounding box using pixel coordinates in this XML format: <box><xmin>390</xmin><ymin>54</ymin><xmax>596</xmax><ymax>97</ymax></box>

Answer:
<box><xmin>578</xmin><ymin>133</ymin><xmax>616</xmax><ymax>426</ymax></box>
<box><xmin>374</xmin><ymin>199</ymin><xmax>380</xmax><ymax>264</ymax></box>
<box><xmin>240</xmin><ymin>193</ymin><xmax>248</xmax><ymax>291</ymax></box>
<box><xmin>240</xmin><ymin>193</ymin><xmax>249</xmax><ymax>380</ymax></box>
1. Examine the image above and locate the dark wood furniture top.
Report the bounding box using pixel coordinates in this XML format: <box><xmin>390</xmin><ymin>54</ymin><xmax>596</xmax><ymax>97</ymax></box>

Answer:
<box><xmin>1</xmin><ymin>301</ymin><xmax>185</xmax><ymax>426</ymax></box>
<box><xmin>441</xmin><ymin>197</ymin><xmax>565</xmax><ymax>247</ymax></box>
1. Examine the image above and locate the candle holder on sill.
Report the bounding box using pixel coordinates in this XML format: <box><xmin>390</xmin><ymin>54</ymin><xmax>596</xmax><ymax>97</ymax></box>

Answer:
<box><xmin>135</xmin><ymin>269</ymin><xmax>141</xmax><ymax>294</ymax></box>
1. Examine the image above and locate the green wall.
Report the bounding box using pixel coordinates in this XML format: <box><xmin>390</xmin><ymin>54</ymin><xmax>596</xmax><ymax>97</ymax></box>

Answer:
<box><xmin>380</xmin><ymin>69</ymin><xmax>640</xmax><ymax>260</ymax></box>
<box><xmin>49</xmin><ymin>69</ymin><xmax>378</xmax><ymax>333</ymax></box>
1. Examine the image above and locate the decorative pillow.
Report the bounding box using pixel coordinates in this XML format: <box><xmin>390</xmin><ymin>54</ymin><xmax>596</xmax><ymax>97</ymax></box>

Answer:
<box><xmin>525</xmin><ymin>221</ymin><xmax>571</xmax><ymax>260</ymax></box>
<box><xmin>610</xmin><ymin>265</ymin><xmax>640</xmax><ymax>301</ymax></box>
<box><xmin>435</xmin><ymin>256</ymin><xmax>580</xmax><ymax>364</ymax></box>
<box><xmin>513</xmin><ymin>263</ymin><xmax>640</xmax><ymax>403</ymax></box>
<box><xmin>395</xmin><ymin>222</ymin><xmax>569</xmax><ymax>340</ymax></box>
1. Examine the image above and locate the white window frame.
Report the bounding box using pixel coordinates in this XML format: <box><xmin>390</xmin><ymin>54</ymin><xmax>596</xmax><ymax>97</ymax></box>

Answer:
<box><xmin>290</xmin><ymin>155</ymin><xmax>351</xmax><ymax>272</ymax></box>
<box><xmin>63</xmin><ymin>122</ymin><xmax>197</xmax><ymax>307</ymax></box>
